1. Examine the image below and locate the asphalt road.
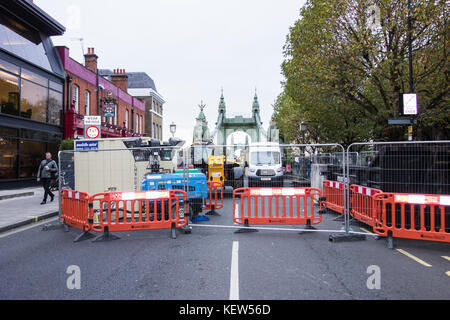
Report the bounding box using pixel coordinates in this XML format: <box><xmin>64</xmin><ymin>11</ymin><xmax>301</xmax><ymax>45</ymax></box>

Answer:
<box><xmin>0</xmin><ymin>195</ymin><xmax>449</xmax><ymax>300</ymax></box>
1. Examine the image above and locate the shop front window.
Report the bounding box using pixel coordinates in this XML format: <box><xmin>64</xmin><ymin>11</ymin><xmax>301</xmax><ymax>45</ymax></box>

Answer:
<box><xmin>20</xmin><ymin>79</ymin><xmax>48</xmax><ymax>122</ymax></box>
<box><xmin>19</xmin><ymin>140</ymin><xmax>46</xmax><ymax>178</ymax></box>
<box><xmin>0</xmin><ymin>69</ymin><xmax>19</xmax><ymax>116</ymax></box>
<box><xmin>0</xmin><ymin>137</ymin><xmax>18</xmax><ymax>179</ymax></box>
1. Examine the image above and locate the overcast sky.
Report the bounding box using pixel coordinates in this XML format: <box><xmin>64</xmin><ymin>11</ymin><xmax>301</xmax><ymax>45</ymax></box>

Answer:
<box><xmin>36</xmin><ymin>0</ymin><xmax>305</xmax><ymax>142</ymax></box>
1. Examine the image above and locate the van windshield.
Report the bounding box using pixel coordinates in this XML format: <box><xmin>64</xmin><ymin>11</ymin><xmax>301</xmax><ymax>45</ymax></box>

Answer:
<box><xmin>250</xmin><ymin>151</ymin><xmax>281</xmax><ymax>166</ymax></box>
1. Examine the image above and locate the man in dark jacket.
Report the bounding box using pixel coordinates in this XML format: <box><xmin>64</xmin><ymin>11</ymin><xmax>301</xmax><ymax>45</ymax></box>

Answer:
<box><xmin>37</xmin><ymin>152</ymin><xmax>58</xmax><ymax>205</ymax></box>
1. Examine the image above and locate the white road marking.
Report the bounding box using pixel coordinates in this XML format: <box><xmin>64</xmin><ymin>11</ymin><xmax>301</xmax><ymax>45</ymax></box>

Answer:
<box><xmin>229</xmin><ymin>241</ymin><xmax>239</xmax><ymax>300</ymax></box>
<box><xmin>0</xmin><ymin>217</ymin><xmax>58</xmax><ymax>239</ymax></box>
<box><xmin>442</xmin><ymin>256</ymin><xmax>450</xmax><ymax>262</ymax></box>
<box><xmin>396</xmin><ymin>249</ymin><xmax>432</xmax><ymax>267</ymax></box>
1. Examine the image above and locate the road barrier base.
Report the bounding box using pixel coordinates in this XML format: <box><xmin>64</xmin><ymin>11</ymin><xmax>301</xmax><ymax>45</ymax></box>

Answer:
<box><xmin>92</xmin><ymin>229</ymin><xmax>120</xmax><ymax>243</ymax></box>
<box><xmin>298</xmin><ymin>222</ymin><xmax>317</xmax><ymax>234</ymax></box>
<box><xmin>205</xmin><ymin>206</ymin><xmax>221</xmax><ymax>216</ymax></box>
<box><xmin>328</xmin><ymin>233</ymin><xmax>366</xmax><ymax>243</ymax></box>
<box><xmin>234</xmin><ymin>220</ymin><xmax>259</xmax><ymax>233</ymax></box>
<box><xmin>234</xmin><ymin>228</ymin><xmax>259</xmax><ymax>234</ymax></box>
<box><xmin>73</xmin><ymin>230</ymin><xmax>95</xmax><ymax>243</ymax></box>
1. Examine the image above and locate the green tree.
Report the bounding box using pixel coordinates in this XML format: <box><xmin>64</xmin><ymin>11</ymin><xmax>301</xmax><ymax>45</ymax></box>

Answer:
<box><xmin>274</xmin><ymin>0</ymin><xmax>449</xmax><ymax>145</ymax></box>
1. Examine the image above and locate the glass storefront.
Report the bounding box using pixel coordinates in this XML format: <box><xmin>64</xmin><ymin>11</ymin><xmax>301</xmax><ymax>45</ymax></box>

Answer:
<box><xmin>0</xmin><ymin>136</ymin><xmax>18</xmax><ymax>180</ymax></box>
<box><xmin>0</xmin><ymin>58</ymin><xmax>64</xmax><ymax>125</ymax></box>
<box><xmin>0</xmin><ymin>126</ymin><xmax>61</xmax><ymax>180</ymax></box>
<box><xmin>0</xmin><ymin>69</ymin><xmax>19</xmax><ymax>116</ymax></box>
<box><xmin>0</xmin><ymin>1</ymin><xmax>65</xmax><ymax>186</ymax></box>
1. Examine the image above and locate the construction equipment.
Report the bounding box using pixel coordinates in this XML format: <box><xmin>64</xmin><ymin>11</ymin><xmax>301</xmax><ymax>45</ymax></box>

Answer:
<box><xmin>73</xmin><ymin>137</ymin><xmax>184</xmax><ymax>196</ymax></box>
<box><xmin>190</xmin><ymin>143</ymin><xmax>244</xmax><ymax>191</ymax></box>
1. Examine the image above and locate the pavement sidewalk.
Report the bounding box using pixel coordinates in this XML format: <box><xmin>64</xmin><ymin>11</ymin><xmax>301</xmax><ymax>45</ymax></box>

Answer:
<box><xmin>0</xmin><ymin>187</ymin><xmax>59</xmax><ymax>233</ymax></box>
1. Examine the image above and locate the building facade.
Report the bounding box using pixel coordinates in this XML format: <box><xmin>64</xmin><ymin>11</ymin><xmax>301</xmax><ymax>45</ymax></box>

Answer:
<box><xmin>58</xmin><ymin>47</ymin><xmax>145</xmax><ymax>139</ymax></box>
<box><xmin>0</xmin><ymin>0</ymin><xmax>66</xmax><ymax>188</ymax></box>
<box><xmin>125</xmin><ymin>72</ymin><xmax>165</xmax><ymax>140</ymax></box>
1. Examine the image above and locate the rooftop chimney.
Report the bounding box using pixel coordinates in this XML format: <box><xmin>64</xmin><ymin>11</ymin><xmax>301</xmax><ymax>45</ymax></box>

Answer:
<box><xmin>84</xmin><ymin>47</ymin><xmax>98</xmax><ymax>73</ymax></box>
<box><xmin>111</xmin><ymin>68</ymin><xmax>128</xmax><ymax>92</ymax></box>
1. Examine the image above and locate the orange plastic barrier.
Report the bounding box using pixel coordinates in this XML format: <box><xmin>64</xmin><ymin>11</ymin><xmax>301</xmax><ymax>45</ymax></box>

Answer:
<box><xmin>233</xmin><ymin>187</ymin><xmax>323</xmax><ymax>226</ymax></box>
<box><xmin>350</xmin><ymin>185</ymin><xmax>383</xmax><ymax>227</ymax></box>
<box><xmin>205</xmin><ymin>181</ymin><xmax>224</xmax><ymax>211</ymax></box>
<box><xmin>61</xmin><ymin>189</ymin><xmax>91</xmax><ymax>232</ymax></box>
<box><xmin>89</xmin><ymin>190</ymin><xmax>187</xmax><ymax>234</ymax></box>
<box><xmin>323</xmin><ymin>180</ymin><xmax>347</xmax><ymax>215</ymax></box>
<box><xmin>373</xmin><ymin>193</ymin><xmax>450</xmax><ymax>243</ymax></box>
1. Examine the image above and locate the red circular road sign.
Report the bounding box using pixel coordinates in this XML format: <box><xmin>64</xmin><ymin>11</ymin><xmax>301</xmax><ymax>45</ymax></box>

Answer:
<box><xmin>85</xmin><ymin>126</ymin><xmax>100</xmax><ymax>139</ymax></box>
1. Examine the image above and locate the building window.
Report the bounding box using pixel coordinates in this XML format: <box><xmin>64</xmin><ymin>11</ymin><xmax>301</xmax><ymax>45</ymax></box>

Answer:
<box><xmin>72</xmin><ymin>85</ymin><xmax>79</xmax><ymax>113</ymax></box>
<box><xmin>0</xmin><ymin>16</ymin><xmax>52</xmax><ymax>72</ymax></box>
<box><xmin>140</xmin><ymin>115</ymin><xmax>143</xmax><ymax>134</ymax></box>
<box><xmin>20</xmin><ymin>79</ymin><xmax>48</xmax><ymax>123</ymax></box>
<box><xmin>125</xmin><ymin>109</ymin><xmax>129</xmax><ymax>129</ymax></box>
<box><xmin>48</xmin><ymin>89</ymin><xmax>62</xmax><ymax>125</ymax></box>
<box><xmin>0</xmin><ymin>69</ymin><xmax>19</xmax><ymax>117</ymax></box>
<box><xmin>85</xmin><ymin>90</ymin><xmax>90</xmax><ymax>116</ymax></box>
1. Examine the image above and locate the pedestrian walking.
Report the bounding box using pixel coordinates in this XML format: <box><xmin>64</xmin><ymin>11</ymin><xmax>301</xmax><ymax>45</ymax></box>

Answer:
<box><xmin>37</xmin><ymin>152</ymin><xmax>58</xmax><ymax>205</ymax></box>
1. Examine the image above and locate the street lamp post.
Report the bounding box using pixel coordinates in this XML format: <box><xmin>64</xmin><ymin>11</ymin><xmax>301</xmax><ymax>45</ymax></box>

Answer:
<box><xmin>170</xmin><ymin>122</ymin><xmax>177</xmax><ymax>138</ymax></box>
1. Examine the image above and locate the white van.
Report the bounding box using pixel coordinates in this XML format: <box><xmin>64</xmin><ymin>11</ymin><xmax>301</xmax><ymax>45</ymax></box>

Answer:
<box><xmin>247</xmin><ymin>142</ymin><xmax>283</xmax><ymax>187</ymax></box>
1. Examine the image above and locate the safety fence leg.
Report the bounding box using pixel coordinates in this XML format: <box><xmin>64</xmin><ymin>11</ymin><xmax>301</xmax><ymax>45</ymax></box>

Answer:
<box><xmin>234</xmin><ymin>219</ymin><xmax>259</xmax><ymax>234</ymax></box>
<box><xmin>171</xmin><ymin>223</ymin><xmax>177</xmax><ymax>239</ymax></box>
<box><xmin>387</xmin><ymin>231</ymin><xmax>394</xmax><ymax>249</ymax></box>
<box><xmin>298</xmin><ymin>219</ymin><xmax>317</xmax><ymax>234</ymax></box>
<box><xmin>91</xmin><ymin>227</ymin><xmax>120</xmax><ymax>243</ymax></box>
<box><xmin>73</xmin><ymin>230</ymin><xmax>95</xmax><ymax>243</ymax></box>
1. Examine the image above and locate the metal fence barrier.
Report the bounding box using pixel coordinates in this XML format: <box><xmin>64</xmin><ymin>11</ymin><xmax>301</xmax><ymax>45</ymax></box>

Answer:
<box><xmin>45</xmin><ymin>140</ymin><xmax>450</xmax><ymax>247</ymax></box>
<box><xmin>347</xmin><ymin>141</ymin><xmax>450</xmax><ymax>246</ymax></box>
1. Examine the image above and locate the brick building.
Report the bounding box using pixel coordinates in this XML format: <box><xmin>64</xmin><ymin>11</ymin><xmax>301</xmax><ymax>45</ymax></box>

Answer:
<box><xmin>101</xmin><ymin>70</ymin><xmax>165</xmax><ymax>140</ymax></box>
<box><xmin>57</xmin><ymin>46</ymin><xmax>145</xmax><ymax>139</ymax></box>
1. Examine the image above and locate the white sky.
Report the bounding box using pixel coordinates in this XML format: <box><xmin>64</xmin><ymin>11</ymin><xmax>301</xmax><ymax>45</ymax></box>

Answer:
<box><xmin>35</xmin><ymin>0</ymin><xmax>305</xmax><ymax>142</ymax></box>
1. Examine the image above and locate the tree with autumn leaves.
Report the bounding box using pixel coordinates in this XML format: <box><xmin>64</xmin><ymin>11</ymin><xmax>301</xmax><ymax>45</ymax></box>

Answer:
<box><xmin>274</xmin><ymin>0</ymin><xmax>449</xmax><ymax>146</ymax></box>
